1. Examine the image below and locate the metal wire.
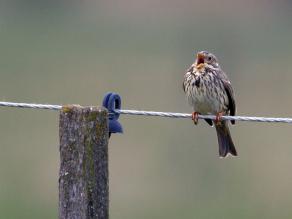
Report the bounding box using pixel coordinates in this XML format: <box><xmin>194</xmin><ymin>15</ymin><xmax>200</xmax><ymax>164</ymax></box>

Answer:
<box><xmin>116</xmin><ymin>109</ymin><xmax>292</xmax><ymax>123</ymax></box>
<box><xmin>0</xmin><ymin>101</ymin><xmax>61</xmax><ymax>110</ymax></box>
<box><xmin>0</xmin><ymin>101</ymin><xmax>292</xmax><ymax>124</ymax></box>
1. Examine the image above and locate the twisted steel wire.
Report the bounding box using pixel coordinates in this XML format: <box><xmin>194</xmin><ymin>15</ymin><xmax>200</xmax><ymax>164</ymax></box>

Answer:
<box><xmin>0</xmin><ymin>101</ymin><xmax>292</xmax><ymax>123</ymax></box>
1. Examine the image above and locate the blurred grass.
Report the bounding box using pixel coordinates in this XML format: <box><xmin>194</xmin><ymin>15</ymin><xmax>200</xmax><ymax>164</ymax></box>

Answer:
<box><xmin>1</xmin><ymin>0</ymin><xmax>292</xmax><ymax>218</ymax></box>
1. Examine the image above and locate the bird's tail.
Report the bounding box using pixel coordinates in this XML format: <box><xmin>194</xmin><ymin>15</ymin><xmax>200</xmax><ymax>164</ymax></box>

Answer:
<box><xmin>215</xmin><ymin>121</ymin><xmax>237</xmax><ymax>157</ymax></box>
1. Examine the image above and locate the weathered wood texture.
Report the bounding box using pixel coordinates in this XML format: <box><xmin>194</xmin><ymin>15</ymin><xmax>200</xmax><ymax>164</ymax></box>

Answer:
<box><xmin>59</xmin><ymin>106</ymin><xmax>109</xmax><ymax>219</ymax></box>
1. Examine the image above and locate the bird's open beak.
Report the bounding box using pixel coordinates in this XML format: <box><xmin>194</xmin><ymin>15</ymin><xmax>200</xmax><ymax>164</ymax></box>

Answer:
<box><xmin>196</xmin><ymin>53</ymin><xmax>205</xmax><ymax>69</ymax></box>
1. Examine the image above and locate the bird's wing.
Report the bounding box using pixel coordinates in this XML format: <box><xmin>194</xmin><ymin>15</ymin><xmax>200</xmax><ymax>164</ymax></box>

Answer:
<box><xmin>217</xmin><ymin>70</ymin><xmax>236</xmax><ymax>124</ymax></box>
<box><xmin>182</xmin><ymin>80</ymin><xmax>186</xmax><ymax>93</ymax></box>
<box><xmin>183</xmin><ymin>65</ymin><xmax>194</xmax><ymax>93</ymax></box>
<box><xmin>223</xmin><ymin>79</ymin><xmax>236</xmax><ymax>124</ymax></box>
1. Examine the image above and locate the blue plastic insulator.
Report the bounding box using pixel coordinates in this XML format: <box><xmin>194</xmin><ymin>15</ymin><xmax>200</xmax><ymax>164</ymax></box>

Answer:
<box><xmin>102</xmin><ymin>92</ymin><xmax>123</xmax><ymax>136</ymax></box>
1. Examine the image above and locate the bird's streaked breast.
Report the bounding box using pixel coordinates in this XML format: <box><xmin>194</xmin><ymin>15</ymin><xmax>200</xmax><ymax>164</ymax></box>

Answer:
<box><xmin>183</xmin><ymin>68</ymin><xmax>228</xmax><ymax>114</ymax></box>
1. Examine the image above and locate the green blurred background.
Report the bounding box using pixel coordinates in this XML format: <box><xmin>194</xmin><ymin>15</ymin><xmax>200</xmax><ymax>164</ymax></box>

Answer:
<box><xmin>1</xmin><ymin>0</ymin><xmax>292</xmax><ymax>218</ymax></box>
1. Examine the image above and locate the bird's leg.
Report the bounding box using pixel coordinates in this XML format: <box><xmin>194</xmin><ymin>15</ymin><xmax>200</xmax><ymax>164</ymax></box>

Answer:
<box><xmin>215</xmin><ymin>112</ymin><xmax>224</xmax><ymax>125</ymax></box>
<box><xmin>192</xmin><ymin>112</ymin><xmax>199</xmax><ymax>125</ymax></box>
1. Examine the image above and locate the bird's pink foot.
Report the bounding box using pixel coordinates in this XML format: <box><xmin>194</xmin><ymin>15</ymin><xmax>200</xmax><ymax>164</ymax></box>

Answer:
<box><xmin>215</xmin><ymin>112</ymin><xmax>224</xmax><ymax>125</ymax></box>
<box><xmin>192</xmin><ymin>112</ymin><xmax>199</xmax><ymax>125</ymax></box>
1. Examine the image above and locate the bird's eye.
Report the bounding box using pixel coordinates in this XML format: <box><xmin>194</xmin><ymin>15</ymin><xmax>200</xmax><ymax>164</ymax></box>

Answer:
<box><xmin>207</xmin><ymin>56</ymin><xmax>212</xmax><ymax>61</ymax></box>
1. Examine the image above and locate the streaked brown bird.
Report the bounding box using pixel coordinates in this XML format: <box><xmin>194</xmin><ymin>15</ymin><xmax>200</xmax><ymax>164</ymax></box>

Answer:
<box><xmin>183</xmin><ymin>51</ymin><xmax>237</xmax><ymax>157</ymax></box>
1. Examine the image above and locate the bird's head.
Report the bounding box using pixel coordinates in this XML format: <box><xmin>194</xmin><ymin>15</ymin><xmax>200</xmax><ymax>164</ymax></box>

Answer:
<box><xmin>195</xmin><ymin>51</ymin><xmax>219</xmax><ymax>70</ymax></box>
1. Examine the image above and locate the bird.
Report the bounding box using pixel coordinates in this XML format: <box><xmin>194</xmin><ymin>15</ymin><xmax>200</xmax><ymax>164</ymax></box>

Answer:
<box><xmin>183</xmin><ymin>51</ymin><xmax>237</xmax><ymax>157</ymax></box>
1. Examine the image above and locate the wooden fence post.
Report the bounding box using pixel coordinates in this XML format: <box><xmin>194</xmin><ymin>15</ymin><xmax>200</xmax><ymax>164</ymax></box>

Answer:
<box><xmin>59</xmin><ymin>105</ymin><xmax>109</xmax><ymax>219</ymax></box>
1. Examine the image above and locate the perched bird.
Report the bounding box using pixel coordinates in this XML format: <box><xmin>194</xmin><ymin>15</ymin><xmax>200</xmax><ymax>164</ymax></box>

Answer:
<box><xmin>183</xmin><ymin>51</ymin><xmax>237</xmax><ymax>157</ymax></box>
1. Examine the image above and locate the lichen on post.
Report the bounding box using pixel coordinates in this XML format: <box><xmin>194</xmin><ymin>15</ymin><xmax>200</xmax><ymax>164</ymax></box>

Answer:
<box><xmin>59</xmin><ymin>105</ymin><xmax>109</xmax><ymax>219</ymax></box>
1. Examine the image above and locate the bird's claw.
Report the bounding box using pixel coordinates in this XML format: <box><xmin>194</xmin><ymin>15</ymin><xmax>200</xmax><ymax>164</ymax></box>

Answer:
<box><xmin>215</xmin><ymin>112</ymin><xmax>224</xmax><ymax>125</ymax></box>
<box><xmin>192</xmin><ymin>112</ymin><xmax>199</xmax><ymax>125</ymax></box>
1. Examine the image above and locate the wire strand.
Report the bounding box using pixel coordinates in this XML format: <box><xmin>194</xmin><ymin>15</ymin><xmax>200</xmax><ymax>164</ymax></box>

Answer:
<box><xmin>0</xmin><ymin>101</ymin><xmax>61</xmax><ymax>110</ymax></box>
<box><xmin>0</xmin><ymin>101</ymin><xmax>292</xmax><ymax>124</ymax></box>
<box><xmin>117</xmin><ymin>109</ymin><xmax>292</xmax><ymax>123</ymax></box>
